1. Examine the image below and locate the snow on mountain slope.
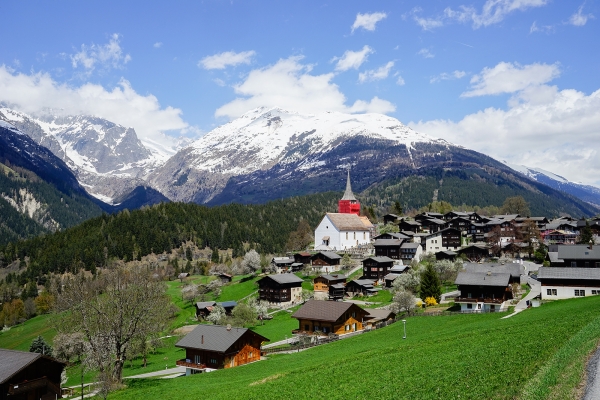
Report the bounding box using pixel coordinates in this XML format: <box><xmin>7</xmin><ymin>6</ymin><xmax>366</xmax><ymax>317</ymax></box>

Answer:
<box><xmin>503</xmin><ymin>161</ymin><xmax>600</xmax><ymax>206</ymax></box>
<box><xmin>186</xmin><ymin>107</ymin><xmax>449</xmax><ymax>174</ymax></box>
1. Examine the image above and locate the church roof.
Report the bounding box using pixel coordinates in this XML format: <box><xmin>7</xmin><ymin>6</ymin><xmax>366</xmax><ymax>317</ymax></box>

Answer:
<box><xmin>341</xmin><ymin>170</ymin><xmax>357</xmax><ymax>201</ymax></box>
<box><xmin>326</xmin><ymin>213</ymin><xmax>370</xmax><ymax>231</ymax></box>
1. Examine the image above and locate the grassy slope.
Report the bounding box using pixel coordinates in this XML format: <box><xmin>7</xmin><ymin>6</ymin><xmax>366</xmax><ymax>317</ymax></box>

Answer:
<box><xmin>0</xmin><ymin>314</ymin><xmax>56</xmax><ymax>351</ymax></box>
<box><xmin>110</xmin><ymin>296</ymin><xmax>600</xmax><ymax>400</ymax></box>
<box><xmin>250</xmin><ymin>308</ymin><xmax>300</xmax><ymax>343</ymax></box>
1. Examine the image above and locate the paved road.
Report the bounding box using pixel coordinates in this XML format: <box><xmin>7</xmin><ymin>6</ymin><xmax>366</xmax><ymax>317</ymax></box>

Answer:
<box><xmin>502</xmin><ymin>275</ymin><xmax>541</xmax><ymax>319</ymax></box>
<box><xmin>584</xmin><ymin>346</ymin><xmax>600</xmax><ymax>400</ymax></box>
<box><xmin>124</xmin><ymin>366</ymin><xmax>186</xmax><ymax>379</ymax></box>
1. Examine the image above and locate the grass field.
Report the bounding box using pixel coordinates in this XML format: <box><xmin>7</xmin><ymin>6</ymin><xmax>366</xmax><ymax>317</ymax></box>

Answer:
<box><xmin>108</xmin><ymin>296</ymin><xmax>600</xmax><ymax>400</ymax></box>
<box><xmin>215</xmin><ymin>275</ymin><xmax>260</xmax><ymax>302</ymax></box>
<box><xmin>250</xmin><ymin>307</ymin><xmax>300</xmax><ymax>343</ymax></box>
<box><xmin>0</xmin><ymin>314</ymin><xmax>56</xmax><ymax>351</ymax></box>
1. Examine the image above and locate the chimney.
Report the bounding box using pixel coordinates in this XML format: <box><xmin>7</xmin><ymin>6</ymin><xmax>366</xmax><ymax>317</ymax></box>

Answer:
<box><xmin>227</xmin><ymin>324</ymin><xmax>232</xmax><ymax>331</ymax></box>
<box><xmin>201</xmin><ymin>335</ymin><xmax>204</xmax><ymax>344</ymax></box>
<box><xmin>590</xmin><ymin>240</ymin><xmax>594</xmax><ymax>250</ymax></box>
<box><xmin>487</xmin><ymin>271</ymin><xmax>491</xmax><ymax>276</ymax></box>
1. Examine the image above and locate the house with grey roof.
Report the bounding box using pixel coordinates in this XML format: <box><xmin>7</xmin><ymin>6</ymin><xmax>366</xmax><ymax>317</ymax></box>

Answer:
<box><xmin>0</xmin><ymin>348</ymin><xmax>65</xmax><ymax>400</ymax></box>
<box><xmin>291</xmin><ymin>300</ymin><xmax>369</xmax><ymax>335</ymax></box>
<box><xmin>257</xmin><ymin>274</ymin><xmax>303</xmax><ymax>306</ymax></box>
<box><xmin>175</xmin><ymin>324</ymin><xmax>268</xmax><ymax>373</ymax></box>
<box><xmin>538</xmin><ymin>267</ymin><xmax>600</xmax><ymax>300</ymax></box>
<box><xmin>314</xmin><ymin>212</ymin><xmax>373</xmax><ymax>251</ymax></box>
<box><xmin>546</xmin><ymin>244</ymin><xmax>600</xmax><ymax>268</ymax></box>
<box><xmin>362</xmin><ymin>256</ymin><xmax>394</xmax><ymax>283</ymax></box>
<box><xmin>311</xmin><ymin>251</ymin><xmax>343</xmax><ymax>273</ymax></box>
<box><xmin>454</xmin><ymin>271</ymin><xmax>512</xmax><ymax>312</ymax></box>
<box><xmin>463</xmin><ymin>262</ymin><xmax>523</xmax><ymax>284</ymax></box>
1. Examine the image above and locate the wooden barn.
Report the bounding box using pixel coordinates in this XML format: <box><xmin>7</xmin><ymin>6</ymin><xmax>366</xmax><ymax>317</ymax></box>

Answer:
<box><xmin>362</xmin><ymin>256</ymin><xmax>394</xmax><ymax>283</ymax></box>
<box><xmin>176</xmin><ymin>324</ymin><xmax>268</xmax><ymax>373</ymax></box>
<box><xmin>0</xmin><ymin>349</ymin><xmax>65</xmax><ymax>400</ymax></box>
<box><xmin>311</xmin><ymin>251</ymin><xmax>342</xmax><ymax>273</ymax></box>
<box><xmin>313</xmin><ymin>274</ymin><xmax>347</xmax><ymax>292</ymax></box>
<box><xmin>257</xmin><ymin>274</ymin><xmax>303</xmax><ymax>306</ymax></box>
<box><xmin>291</xmin><ymin>300</ymin><xmax>369</xmax><ymax>335</ymax></box>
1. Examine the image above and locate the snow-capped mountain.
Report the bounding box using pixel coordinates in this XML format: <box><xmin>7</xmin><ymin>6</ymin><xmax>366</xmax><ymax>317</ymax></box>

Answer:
<box><xmin>0</xmin><ymin>106</ymin><xmax>173</xmax><ymax>202</ymax></box>
<box><xmin>148</xmin><ymin>107</ymin><xmax>459</xmax><ymax>203</ymax></box>
<box><xmin>503</xmin><ymin>162</ymin><xmax>600</xmax><ymax>207</ymax></box>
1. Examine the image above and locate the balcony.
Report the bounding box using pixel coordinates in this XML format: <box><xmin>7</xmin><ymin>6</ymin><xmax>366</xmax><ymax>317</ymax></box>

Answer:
<box><xmin>176</xmin><ymin>359</ymin><xmax>207</xmax><ymax>370</ymax></box>
<box><xmin>454</xmin><ymin>297</ymin><xmax>504</xmax><ymax>304</ymax></box>
<box><xmin>8</xmin><ymin>377</ymin><xmax>55</xmax><ymax>395</ymax></box>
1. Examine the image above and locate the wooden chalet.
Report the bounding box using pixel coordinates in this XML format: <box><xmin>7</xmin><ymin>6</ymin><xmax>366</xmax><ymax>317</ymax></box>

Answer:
<box><xmin>538</xmin><ymin>267</ymin><xmax>600</xmax><ymax>300</ymax></box>
<box><xmin>257</xmin><ymin>274</ymin><xmax>303</xmax><ymax>305</ymax></box>
<box><xmin>195</xmin><ymin>301</ymin><xmax>238</xmax><ymax>318</ymax></box>
<box><xmin>311</xmin><ymin>251</ymin><xmax>342</xmax><ymax>272</ymax></box>
<box><xmin>271</xmin><ymin>257</ymin><xmax>295</xmax><ymax>272</ymax></box>
<box><xmin>0</xmin><ymin>349</ymin><xmax>65</xmax><ymax>400</ymax></box>
<box><xmin>400</xmin><ymin>242</ymin><xmax>421</xmax><ymax>261</ymax></box>
<box><xmin>328</xmin><ymin>283</ymin><xmax>346</xmax><ymax>301</ymax></box>
<box><xmin>218</xmin><ymin>273</ymin><xmax>233</xmax><ymax>283</ymax></box>
<box><xmin>423</xmin><ymin>227</ymin><xmax>462</xmax><ymax>253</ymax></box>
<box><xmin>313</xmin><ymin>274</ymin><xmax>347</xmax><ymax>292</ymax></box>
<box><xmin>398</xmin><ymin>220</ymin><xmax>421</xmax><ymax>233</ymax></box>
<box><xmin>456</xmin><ymin>243</ymin><xmax>490</xmax><ymax>261</ymax></box>
<box><xmin>444</xmin><ymin>217</ymin><xmax>472</xmax><ymax>233</ymax></box>
<box><xmin>419</xmin><ymin>218</ymin><xmax>446</xmax><ymax>234</ymax></box>
<box><xmin>363</xmin><ymin>309</ymin><xmax>397</xmax><ymax>329</ymax></box>
<box><xmin>435</xmin><ymin>250</ymin><xmax>457</xmax><ymax>261</ymax></box>
<box><xmin>293</xmin><ymin>252</ymin><xmax>312</xmax><ymax>265</ymax></box>
<box><xmin>373</xmin><ymin>239</ymin><xmax>403</xmax><ymax>259</ymax></box>
<box><xmin>382</xmin><ymin>214</ymin><xmax>401</xmax><ymax>225</ymax></box>
<box><xmin>345</xmin><ymin>279</ymin><xmax>377</xmax><ymax>296</ymax></box>
<box><xmin>291</xmin><ymin>300</ymin><xmax>369</xmax><ymax>335</ymax></box>
<box><xmin>454</xmin><ymin>271</ymin><xmax>512</xmax><ymax>312</ymax></box>
<box><xmin>362</xmin><ymin>256</ymin><xmax>394</xmax><ymax>282</ymax></box>
<box><xmin>546</xmin><ymin>244</ymin><xmax>600</xmax><ymax>268</ymax></box>
<box><xmin>175</xmin><ymin>324</ymin><xmax>268</xmax><ymax>373</ymax></box>
<box><xmin>463</xmin><ymin>263</ymin><xmax>522</xmax><ymax>284</ymax></box>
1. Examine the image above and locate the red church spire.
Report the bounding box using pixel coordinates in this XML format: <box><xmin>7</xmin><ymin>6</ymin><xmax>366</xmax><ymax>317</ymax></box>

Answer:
<box><xmin>338</xmin><ymin>170</ymin><xmax>360</xmax><ymax>215</ymax></box>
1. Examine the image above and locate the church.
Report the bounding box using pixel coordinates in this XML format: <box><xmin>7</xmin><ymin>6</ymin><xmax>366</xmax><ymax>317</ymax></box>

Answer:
<box><xmin>314</xmin><ymin>172</ymin><xmax>373</xmax><ymax>251</ymax></box>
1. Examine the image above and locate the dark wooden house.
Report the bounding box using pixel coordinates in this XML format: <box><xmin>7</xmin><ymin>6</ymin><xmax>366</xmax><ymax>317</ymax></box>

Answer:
<box><xmin>345</xmin><ymin>279</ymin><xmax>377</xmax><ymax>296</ymax></box>
<box><xmin>257</xmin><ymin>274</ymin><xmax>303</xmax><ymax>305</ymax></box>
<box><xmin>176</xmin><ymin>324</ymin><xmax>268</xmax><ymax>372</ymax></box>
<box><xmin>195</xmin><ymin>301</ymin><xmax>238</xmax><ymax>318</ymax></box>
<box><xmin>363</xmin><ymin>309</ymin><xmax>397</xmax><ymax>328</ymax></box>
<box><xmin>313</xmin><ymin>274</ymin><xmax>347</xmax><ymax>293</ymax></box>
<box><xmin>398</xmin><ymin>220</ymin><xmax>421</xmax><ymax>233</ymax></box>
<box><xmin>218</xmin><ymin>273</ymin><xmax>233</xmax><ymax>283</ymax></box>
<box><xmin>374</xmin><ymin>239</ymin><xmax>403</xmax><ymax>259</ymax></box>
<box><xmin>454</xmin><ymin>271</ymin><xmax>512</xmax><ymax>312</ymax></box>
<box><xmin>435</xmin><ymin>250</ymin><xmax>457</xmax><ymax>261</ymax></box>
<box><xmin>0</xmin><ymin>349</ymin><xmax>65</xmax><ymax>400</ymax></box>
<box><xmin>328</xmin><ymin>283</ymin><xmax>346</xmax><ymax>301</ymax></box>
<box><xmin>311</xmin><ymin>252</ymin><xmax>342</xmax><ymax>268</ymax></box>
<box><xmin>294</xmin><ymin>252</ymin><xmax>312</xmax><ymax>265</ymax></box>
<box><xmin>291</xmin><ymin>300</ymin><xmax>369</xmax><ymax>335</ymax></box>
<box><xmin>382</xmin><ymin>214</ymin><xmax>401</xmax><ymax>225</ymax></box>
<box><xmin>362</xmin><ymin>256</ymin><xmax>394</xmax><ymax>282</ymax></box>
<box><xmin>456</xmin><ymin>244</ymin><xmax>490</xmax><ymax>261</ymax></box>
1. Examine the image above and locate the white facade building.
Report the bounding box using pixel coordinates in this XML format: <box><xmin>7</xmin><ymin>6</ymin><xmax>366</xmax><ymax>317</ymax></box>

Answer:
<box><xmin>314</xmin><ymin>213</ymin><xmax>372</xmax><ymax>251</ymax></box>
<box><xmin>538</xmin><ymin>267</ymin><xmax>600</xmax><ymax>300</ymax></box>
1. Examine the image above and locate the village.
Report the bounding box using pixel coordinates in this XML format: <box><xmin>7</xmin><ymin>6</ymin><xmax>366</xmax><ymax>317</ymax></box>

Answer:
<box><xmin>2</xmin><ymin>173</ymin><xmax>600</xmax><ymax>399</ymax></box>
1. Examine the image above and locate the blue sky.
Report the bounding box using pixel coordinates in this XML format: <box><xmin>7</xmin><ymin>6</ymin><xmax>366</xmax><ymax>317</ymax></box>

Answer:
<box><xmin>0</xmin><ymin>0</ymin><xmax>599</xmax><ymax>185</ymax></box>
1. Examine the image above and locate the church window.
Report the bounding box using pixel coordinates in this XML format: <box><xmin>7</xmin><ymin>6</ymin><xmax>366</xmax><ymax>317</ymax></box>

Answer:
<box><xmin>346</xmin><ymin>232</ymin><xmax>348</xmax><ymax>240</ymax></box>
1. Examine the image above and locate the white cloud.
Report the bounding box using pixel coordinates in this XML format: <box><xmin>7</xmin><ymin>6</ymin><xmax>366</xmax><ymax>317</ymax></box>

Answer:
<box><xmin>213</xmin><ymin>78</ymin><xmax>226</xmax><ymax>87</ymax></box>
<box><xmin>153</xmin><ymin>42</ymin><xmax>163</xmax><ymax>48</ymax></box>
<box><xmin>358</xmin><ymin>61</ymin><xmax>394</xmax><ymax>83</ymax></box>
<box><xmin>214</xmin><ymin>56</ymin><xmax>395</xmax><ymax>119</ymax></box>
<box><xmin>417</xmin><ymin>48</ymin><xmax>435</xmax><ymax>58</ymax></box>
<box><xmin>70</xmin><ymin>34</ymin><xmax>131</xmax><ymax>74</ymax></box>
<box><xmin>430</xmin><ymin>70</ymin><xmax>467</xmax><ymax>83</ymax></box>
<box><xmin>332</xmin><ymin>46</ymin><xmax>374</xmax><ymax>72</ymax></box>
<box><xmin>199</xmin><ymin>50</ymin><xmax>256</xmax><ymax>70</ymax></box>
<box><xmin>462</xmin><ymin>62</ymin><xmax>560</xmax><ymax>97</ymax></box>
<box><xmin>569</xmin><ymin>4</ymin><xmax>594</xmax><ymax>26</ymax></box>
<box><xmin>396</xmin><ymin>76</ymin><xmax>406</xmax><ymax>86</ymax></box>
<box><xmin>414</xmin><ymin>0</ymin><xmax>549</xmax><ymax>30</ymax></box>
<box><xmin>411</xmin><ymin>85</ymin><xmax>600</xmax><ymax>186</ymax></box>
<box><xmin>351</xmin><ymin>12</ymin><xmax>387</xmax><ymax>32</ymax></box>
<box><xmin>0</xmin><ymin>66</ymin><xmax>189</xmax><ymax>154</ymax></box>
<box><xmin>529</xmin><ymin>21</ymin><xmax>555</xmax><ymax>34</ymax></box>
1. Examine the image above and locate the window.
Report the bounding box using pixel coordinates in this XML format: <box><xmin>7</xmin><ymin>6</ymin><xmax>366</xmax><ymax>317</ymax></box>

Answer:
<box><xmin>345</xmin><ymin>325</ymin><xmax>350</xmax><ymax>331</ymax></box>
<box><xmin>547</xmin><ymin>289</ymin><xmax>552</xmax><ymax>296</ymax></box>
<box><xmin>552</xmin><ymin>289</ymin><xmax>557</xmax><ymax>295</ymax></box>
<box><xmin>477</xmin><ymin>304</ymin><xmax>481</xmax><ymax>310</ymax></box>
<box><xmin>305</xmin><ymin>324</ymin><xmax>309</xmax><ymax>331</ymax></box>
<box><xmin>467</xmin><ymin>303</ymin><xmax>472</xmax><ymax>309</ymax></box>
<box><xmin>364</xmin><ymin>232</ymin><xmax>366</xmax><ymax>239</ymax></box>
<box><xmin>575</xmin><ymin>290</ymin><xmax>585</xmax><ymax>297</ymax></box>
<box><xmin>346</xmin><ymin>232</ymin><xmax>348</xmax><ymax>240</ymax></box>
<box><xmin>467</xmin><ymin>293</ymin><xmax>472</xmax><ymax>299</ymax></box>
<box><xmin>592</xmin><ymin>290</ymin><xmax>597</xmax><ymax>295</ymax></box>
<box><xmin>585</xmin><ymin>262</ymin><xmax>590</xmax><ymax>268</ymax></box>
<box><xmin>249</xmin><ymin>351</ymin><xmax>253</xmax><ymax>358</ymax></box>
<box><xmin>194</xmin><ymin>355</ymin><xmax>201</xmax><ymax>364</ymax></box>
<box><xmin>596</xmin><ymin>262</ymin><xmax>600</xmax><ymax>268</ymax></box>
<box><xmin>352</xmin><ymin>312</ymin><xmax>356</xmax><ymax>318</ymax></box>
<box><xmin>210</xmin><ymin>358</ymin><xmax>217</xmax><ymax>365</ymax></box>
<box><xmin>571</xmin><ymin>261</ymin><xmax>577</xmax><ymax>267</ymax></box>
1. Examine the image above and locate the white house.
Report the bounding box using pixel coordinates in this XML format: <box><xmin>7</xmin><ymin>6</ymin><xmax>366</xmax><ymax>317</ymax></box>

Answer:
<box><xmin>314</xmin><ymin>213</ymin><xmax>372</xmax><ymax>251</ymax></box>
<box><xmin>422</xmin><ymin>228</ymin><xmax>462</xmax><ymax>254</ymax></box>
<box><xmin>538</xmin><ymin>267</ymin><xmax>600</xmax><ymax>300</ymax></box>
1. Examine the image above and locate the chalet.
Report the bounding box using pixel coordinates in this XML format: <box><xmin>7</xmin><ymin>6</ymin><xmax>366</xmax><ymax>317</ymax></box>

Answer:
<box><xmin>374</xmin><ymin>239</ymin><xmax>403</xmax><ymax>259</ymax></box>
<box><xmin>418</xmin><ymin>218</ymin><xmax>446</xmax><ymax>234</ymax></box>
<box><xmin>384</xmin><ymin>273</ymin><xmax>400</xmax><ymax>287</ymax></box>
<box><xmin>435</xmin><ymin>250</ymin><xmax>457</xmax><ymax>261</ymax></box>
<box><xmin>313</xmin><ymin>274</ymin><xmax>347</xmax><ymax>292</ymax></box>
<box><xmin>195</xmin><ymin>301</ymin><xmax>238</xmax><ymax>318</ymax></box>
<box><xmin>398</xmin><ymin>219</ymin><xmax>422</xmax><ymax>233</ymax></box>
<box><xmin>373</xmin><ymin>232</ymin><xmax>409</xmax><ymax>240</ymax></box>
<box><xmin>383</xmin><ymin>214</ymin><xmax>401</xmax><ymax>225</ymax></box>
<box><xmin>0</xmin><ymin>349</ymin><xmax>65</xmax><ymax>400</ymax></box>
<box><xmin>293</xmin><ymin>252</ymin><xmax>312</xmax><ymax>265</ymax></box>
<box><xmin>414</xmin><ymin>212</ymin><xmax>444</xmax><ymax>222</ymax></box>
<box><xmin>454</xmin><ymin>271</ymin><xmax>512</xmax><ymax>312</ymax></box>
<box><xmin>444</xmin><ymin>211</ymin><xmax>472</xmax><ymax>221</ymax></box>
<box><xmin>444</xmin><ymin>217</ymin><xmax>472</xmax><ymax>233</ymax></box>
<box><xmin>546</xmin><ymin>244</ymin><xmax>600</xmax><ymax>268</ymax></box>
<box><xmin>515</xmin><ymin>216</ymin><xmax>549</xmax><ymax>229</ymax></box>
<box><xmin>314</xmin><ymin>213</ymin><xmax>372</xmax><ymax>251</ymax></box>
<box><xmin>400</xmin><ymin>242</ymin><xmax>422</xmax><ymax>261</ymax></box>
<box><xmin>423</xmin><ymin>228</ymin><xmax>462</xmax><ymax>254</ymax></box>
<box><xmin>456</xmin><ymin>243</ymin><xmax>490</xmax><ymax>261</ymax></box>
<box><xmin>329</xmin><ymin>283</ymin><xmax>346</xmax><ymax>301</ymax></box>
<box><xmin>538</xmin><ymin>267</ymin><xmax>600</xmax><ymax>300</ymax></box>
<box><xmin>311</xmin><ymin>251</ymin><xmax>342</xmax><ymax>273</ymax></box>
<box><xmin>345</xmin><ymin>279</ymin><xmax>377</xmax><ymax>297</ymax></box>
<box><xmin>363</xmin><ymin>309</ymin><xmax>397</xmax><ymax>329</ymax></box>
<box><xmin>541</xmin><ymin>229</ymin><xmax>577</xmax><ymax>245</ymax></box>
<box><xmin>291</xmin><ymin>300</ymin><xmax>369</xmax><ymax>335</ymax></box>
<box><xmin>257</xmin><ymin>274</ymin><xmax>303</xmax><ymax>306</ymax></box>
<box><xmin>218</xmin><ymin>273</ymin><xmax>233</xmax><ymax>283</ymax></box>
<box><xmin>175</xmin><ymin>324</ymin><xmax>268</xmax><ymax>373</ymax></box>
<box><xmin>271</xmin><ymin>257</ymin><xmax>295</xmax><ymax>272</ymax></box>
<box><xmin>492</xmin><ymin>214</ymin><xmax>520</xmax><ymax>221</ymax></box>
<box><xmin>362</xmin><ymin>256</ymin><xmax>394</xmax><ymax>283</ymax></box>
<box><xmin>463</xmin><ymin>263</ymin><xmax>522</xmax><ymax>284</ymax></box>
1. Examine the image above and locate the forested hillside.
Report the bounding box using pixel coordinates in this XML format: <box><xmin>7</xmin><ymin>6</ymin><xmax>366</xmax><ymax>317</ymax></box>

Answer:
<box><xmin>0</xmin><ymin>192</ymin><xmax>340</xmax><ymax>281</ymax></box>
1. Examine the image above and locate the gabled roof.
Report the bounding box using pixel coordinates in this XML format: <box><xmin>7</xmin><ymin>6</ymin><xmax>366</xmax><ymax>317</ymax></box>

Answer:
<box><xmin>196</xmin><ymin>301</ymin><xmax>217</xmax><ymax>309</ymax></box>
<box><xmin>455</xmin><ymin>271</ymin><xmax>511</xmax><ymax>287</ymax></box>
<box><xmin>463</xmin><ymin>263</ymin><xmax>522</xmax><ymax>278</ymax></box>
<box><xmin>292</xmin><ymin>300</ymin><xmax>365</xmax><ymax>322</ymax></box>
<box><xmin>348</xmin><ymin>279</ymin><xmax>375</xmax><ymax>288</ymax></box>
<box><xmin>318</xmin><ymin>274</ymin><xmax>347</xmax><ymax>281</ymax></box>
<box><xmin>373</xmin><ymin>232</ymin><xmax>409</xmax><ymax>240</ymax></box>
<box><xmin>384</xmin><ymin>273</ymin><xmax>400</xmax><ymax>281</ymax></box>
<box><xmin>363</xmin><ymin>256</ymin><xmax>394</xmax><ymax>263</ymax></box>
<box><xmin>423</xmin><ymin>218</ymin><xmax>446</xmax><ymax>225</ymax></box>
<box><xmin>538</xmin><ymin>267</ymin><xmax>600</xmax><ymax>280</ymax></box>
<box><xmin>399</xmin><ymin>220</ymin><xmax>421</xmax><ymax>226</ymax></box>
<box><xmin>492</xmin><ymin>214</ymin><xmax>520</xmax><ymax>220</ymax></box>
<box><xmin>325</xmin><ymin>213</ymin><xmax>369</xmax><ymax>231</ymax></box>
<box><xmin>176</xmin><ymin>324</ymin><xmax>268</xmax><ymax>353</ymax></box>
<box><xmin>259</xmin><ymin>274</ymin><xmax>304</xmax><ymax>284</ymax></box>
<box><xmin>220</xmin><ymin>301</ymin><xmax>238</xmax><ymax>308</ymax></box>
<box><xmin>556</xmin><ymin>244</ymin><xmax>600</xmax><ymax>260</ymax></box>
<box><xmin>313</xmin><ymin>251</ymin><xmax>342</xmax><ymax>260</ymax></box>
<box><xmin>0</xmin><ymin>349</ymin><xmax>41</xmax><ymax>384</ymax></box>
<box><xmin>401</xmin><ymin>242</ymin><xmax>420</xmax><ymax>249</ymax></box>
<box><xmin>373</xmin><ymin>239</ymin><xmax>403</xmax><ymax>247</ymax></box>
<box><xmin>364</xmin><ymin>308</ymin><xmax>396</xmax><ymax>321</ymax></box>
<box><xmin>390</xmin><ymin>265</ymin><xmax>408</xmax><ymax>273</ymax></box>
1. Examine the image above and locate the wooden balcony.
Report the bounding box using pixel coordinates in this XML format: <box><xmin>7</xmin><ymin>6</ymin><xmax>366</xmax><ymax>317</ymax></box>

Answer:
<box><xmin>176</xmin><ymin>359</ymin><xmax>206</xmax><ymax>370</ymax></box>
<box><xmin>455</xmin><ymin>297</ymin><xmax>504</xmax><ymax>304</ymax></box>
<box><xmin>8</xmin><ymin>376</ymin><xmax>53</xmax><ymax>395</ymax></box>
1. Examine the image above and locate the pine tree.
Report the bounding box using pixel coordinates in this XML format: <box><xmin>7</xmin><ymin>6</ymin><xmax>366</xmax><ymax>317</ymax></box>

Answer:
<box><xmin>420</xmin><ymin>264</ymin><xmax>442</xmax><ymax>303</ymax></box>
<box><xmin>30</xmin><ymin>335</ymin><xmax>53</xmax><ymax>356</ymax></box>
<box><xmin>578</xmin><ymin>220</ymin><xmax>595</xmax><ymax>245</ymax></box>
<box><xmin>211</xmin><ymin>248</ymin><xmax>219</xmax><ymax>263</ymax></box>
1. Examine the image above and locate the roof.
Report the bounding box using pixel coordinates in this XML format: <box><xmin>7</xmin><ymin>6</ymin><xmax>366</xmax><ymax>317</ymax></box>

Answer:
<box><xmin>455</xmin><ymin>271</ymin><xmax>511</xmax><ymax>287</ymax></box>
<box><xmin>260</xmin><ymin>274</ymin><xmax>304</xmax><ymax>284</ymax></box>
<box><xmin>492</xmin><ymin>214</ymin><xmax>520</xmax><ymax>220</ymax></box>
<box><xmin>176</xmin><ymin>324</ymin><xmax>268</xmax><ymax>353</ymax></box>
<box><xmin>390</xmin><ymin>265</ymin><xmax>408</xmax><ymax>273</ymax></box>
<box><xmin>373</xmin><ymin>232</ymin><xmax>409</xmax><ymax>240</ymax></box>
<box><xmin>272</xmin><ymin>257</ymin><xmax>295</xmax><ymax>264</ymax></box>
<box><xmin>373</xmin><ymin>239</ymin><xmax>403</xmax><ymax>247</ymax></box>
<box><xmin>178</xmin><ymin>272</ymin><xmax>190</xmax><ymax>278</ymax></box>
<box><xmin>538</xmin><ymin>267</ymin><xmax>600</xmax><ymax>281</ymax></box>
<box><xmin>365</xmin><ymin>309</ymin><xmax>395</xmax><ymax>321</ymax></box>
<box><xmin>463</xmin><ymin>263</ymin><xmax>522</xmax><ymax>278</ymax></box>
<box><xmin>400</xmin><ymin>220</ymin><xmax>421</xmax><ymax>226</ymax></box>
<box><xmin>330</xmin><ymin>283</ymin><xmax>346</xmax><ymax>289</ymax></box>
<box><xmin>196</xmin><ymin>301</ymin><xmax>217</xmax><ymax>309</ymax></box>
<box><xmin>401</xmin><ymin>242</ymin><xmax>420</xmax><ymax>249</ymax></box>
<box><xmin>437</xmin><ymin>250</ymin><xmax>458</xmax><ymax>256</ymax></box>
<box><xmin>319</xmin><ymin>274</ymin><xmax>347</xmax><ymax>281</ymax></box>
<box><xmin>384</xmin><ymin>273</ymin><xmax>400</xmax><ymax>280</ymax></box>
<box><xmin>556</xmin><ymin>245</ymin><xmax>600</xmax><ymax>260</ymax></box>
<box><xmin>292</xmin><ymin>300</ymin><xmax>364</xmax><ymax>322</ymax></box>
<box><xmin>341</xmin><ymin>170</ymin><xmax>357</xmax><ymax>201</ymax></box>
<box><xmin>363</xmin><ymin>256</ymin><xmax>394</xmax><ymax>263</ymax></box>
<box><xmin>326</xmin><ymin>213</ymin><xmax>369</xmax><ymax>231</ymax></box>
<box><xmin>359</xmin><ymin>216</ymin><xmax>374</xmax><ymax>229</ymax></box>
<box><xmin>425</xmin><ymin>227</ymin><xmax>461</xmax><ymax>238</ymax></box>
<box><xmin>0</xmin><ymin>349</ymin><xmax>41</xmax><ymax>384</ymax></box>
<box><xmin>219</xmin><ymin>301</ymin><xmax>238</xmax><ymax>308</ymax></box>
<box><xmin>348</xmin><ymin>279</ymin><xmax>375</xmax><ymax>288</ymax></box>
<box><xmin>314</xmin><ymin>251</ymin><xmax>342</xmax><ymax>260</ymax></box>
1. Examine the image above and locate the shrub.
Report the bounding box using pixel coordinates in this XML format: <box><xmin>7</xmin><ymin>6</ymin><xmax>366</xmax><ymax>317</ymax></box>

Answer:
<box><xmin>425</xmin><ymin>297</ymin><xmax>438</xmax><ymax>307</ymax></box>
